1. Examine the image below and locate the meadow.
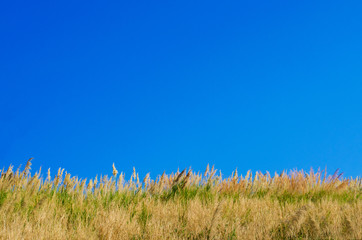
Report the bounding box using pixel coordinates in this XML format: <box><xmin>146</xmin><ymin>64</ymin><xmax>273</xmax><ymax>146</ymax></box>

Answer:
<box><xmin>0</xmin><ymin>158</ymin><xmax>361</xmax><ymax>240</ymax></box>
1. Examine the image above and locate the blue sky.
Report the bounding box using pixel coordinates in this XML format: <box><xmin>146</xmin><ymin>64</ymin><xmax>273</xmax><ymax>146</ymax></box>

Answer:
<box><xmin>1</xmin><ymin>1</ymin><xmax>361</xmax><ymax>179</ymax></box>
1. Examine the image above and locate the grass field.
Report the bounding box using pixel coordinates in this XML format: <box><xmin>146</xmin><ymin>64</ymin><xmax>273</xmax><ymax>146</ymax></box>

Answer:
<box><xmin>0</xmin><ymin>158</ymin><xmax>361</xmax><ymax>240</ymax></box>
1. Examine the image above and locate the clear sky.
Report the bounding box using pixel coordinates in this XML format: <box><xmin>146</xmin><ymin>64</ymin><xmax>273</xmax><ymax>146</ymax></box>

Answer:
<box><xmin>1</xmin><ymin>1</ymin><xmax>361</xmax><ymax>179</ymax></box>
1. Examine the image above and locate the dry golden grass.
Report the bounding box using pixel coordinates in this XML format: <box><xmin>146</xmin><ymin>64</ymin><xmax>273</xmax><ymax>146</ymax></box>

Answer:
<box><xmin>0</xmin><ymin>159</ymin><xmax>361</xmax><ymax>240</ymax></box>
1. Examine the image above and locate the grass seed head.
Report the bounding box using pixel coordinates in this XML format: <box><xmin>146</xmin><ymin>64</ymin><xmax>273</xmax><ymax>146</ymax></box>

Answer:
<box><xmin>112</xmin><ymin>163</ymin><xmax>118</xmax><ymax>177</ymax></box>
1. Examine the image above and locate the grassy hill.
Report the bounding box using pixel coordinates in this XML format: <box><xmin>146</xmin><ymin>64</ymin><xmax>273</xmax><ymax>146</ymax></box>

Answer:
<box><xmin>0</xmin><ymin>159</ymin><xmax>361</xmax><ymax>239</ymax></box>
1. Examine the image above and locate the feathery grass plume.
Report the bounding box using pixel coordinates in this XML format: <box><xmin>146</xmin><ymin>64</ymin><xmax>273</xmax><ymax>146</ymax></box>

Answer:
<box><xmin>46</xmin><ymin>168</ymin><xmax>51</xmax><ymax>183</ymax></box>
<box><xmin>173</xmin><ymin>169</ymin><xmax>186</xmax><ymax>185</ymax></box>
<box><xmin>23</xmin><ymin>157</ymin><xmax>33</xmax><ymax>176</ymax></box>
<box><xmin>63</xmin><ymin>172</ymin><xmax>71</xmax><ymax>187</ymax></box>
<box><xmin>157</xmin><ymin>171</ymin><xmax>166</xmax><ymax>193</ymax></box>
<box><xmin>143</xmin><ymin>173</ymin><xmax>150</xmax><ymax>185</ymax></box>
<box><xmin>5</xmin><ymin>164</ymin><xmax>13</xmax><ymax>176</ymax></box>
<box><xmin>112</xmin><ymin>163</ymin><xmax>118</xmax><ymax>177</ymax></box>
<box><xmin>132</xmin><ymin>167</ymin><xmax>136</xmax><ymax>179</ymax></box>
<box><xmin>233</xmin><ymin>168</ymin><xmax>238</xmax><ymax>180</ymax></box>
<box><xmin>184</xmin><ymin>169</ymin><xmax>192</xmax><ymax>185</ymax></box>
<box><xmin>54</xmin><ymin>168</ymin><xmax>64</xmax><ymax>187</ymax></box>
<box><xmin>87</xmin><ymin>179</ymin><xmax>93</xmax><ymax>192</ymax></box>
<box><xmin>117</xmin><ymin>172</ymin><xmax>124</xmax><ymax>192</ymax></box>
<box><xmin>94</xmin><ymin>175</ymin><xmax>98</xmax><ymax>186</ymax></box>
<box><xmin>204</xmin><ymin>164</ymin><xmax>210</xmax><ymax>177</ymax></box>
<box><xmin>136</xmin><ymin>173</ymin><xmax>140</xmax><ymax>185</ymax></box>
<box><xmin>15</xmin><ymin>165</ymin><xmax>22</xmax><ymax>178</ymax></box>
<box><xmin>79</xmin><ymin>178</ymin><xmax>86</xmax><ymax>191</ymax></box>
